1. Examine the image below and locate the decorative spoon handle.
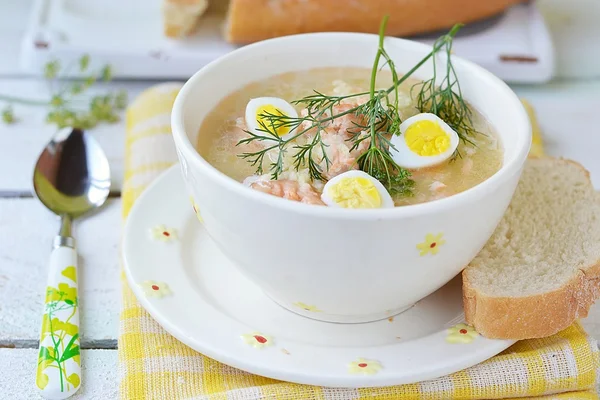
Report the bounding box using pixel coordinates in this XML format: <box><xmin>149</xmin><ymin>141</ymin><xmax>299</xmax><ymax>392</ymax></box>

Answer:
<box><xmin>36</xmin><ymin>243</ymin><xmax>81</xmax><ymax>399</ymax></box>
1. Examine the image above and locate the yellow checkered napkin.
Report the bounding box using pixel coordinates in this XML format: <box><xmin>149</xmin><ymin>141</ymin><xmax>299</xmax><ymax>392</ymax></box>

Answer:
<box><xmin>119</xmin><ymin>84</ymin><xmax>600</xmax><ymax>400</ymax></box>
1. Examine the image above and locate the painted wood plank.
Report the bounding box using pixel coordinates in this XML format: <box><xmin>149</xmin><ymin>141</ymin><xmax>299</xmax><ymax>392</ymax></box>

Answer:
<box><xmin>0</xmin><ymin>1</ymin><xmax>33</xmax><ymax>76</ymax></box>
<box><xmin>0</xmin><ymin>349</ymin><xmax>118</xmax><ymax>400</ymax></box>
<box><xmin>0</xmin><ymin>198</ymin><xmax>121</xmax><ymax>345</ymax></box>
<box><xmin>0</xmin><ymin>79</ymin><xmax>152</xmax><ymax>193</ymax></box>
<box><xmin>513</xmin><ymin>81</ymin><xmax>600</xmax><ymax>189</ymax></box>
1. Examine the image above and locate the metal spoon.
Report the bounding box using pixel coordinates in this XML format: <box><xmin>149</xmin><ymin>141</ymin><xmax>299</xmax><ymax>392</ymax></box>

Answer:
<box><xmin>33</xmin><ymin>127</ymin><xmax>111</xmax><ymax>399</ymax></box>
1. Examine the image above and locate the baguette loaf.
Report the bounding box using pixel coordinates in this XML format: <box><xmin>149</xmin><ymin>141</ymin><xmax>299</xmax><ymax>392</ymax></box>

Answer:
<box><xmin>225</xmin><ymin>0</ymin><xmax>524</xmax><ymax>44</ymax></box>
<box><xmin>463</xmin><ymin>158</ymin><xmax>600</xmax><ymax>340</ymax></box>
<box><xmin>162</xmin><ymin>0</ymin><xmax>209</xmax><ymax>38</ymax></box>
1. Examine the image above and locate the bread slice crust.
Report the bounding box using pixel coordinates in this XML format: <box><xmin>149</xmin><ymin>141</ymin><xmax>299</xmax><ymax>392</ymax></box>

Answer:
<box><xmin>464</xmin><ymin>263</ymin><xmax>600</xmax><ymax>339</ymax></box>
<box><xmin>463</xmin><ymin>158</ymin><xmax>600</xmax><ymax>340</ymax></box>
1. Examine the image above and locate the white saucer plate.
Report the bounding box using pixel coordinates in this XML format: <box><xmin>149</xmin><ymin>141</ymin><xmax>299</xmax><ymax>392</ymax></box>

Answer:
<box><xmin>122</xmin><ymin>166</ymin><xmax>515</xmax><ymax>388</ymax></box>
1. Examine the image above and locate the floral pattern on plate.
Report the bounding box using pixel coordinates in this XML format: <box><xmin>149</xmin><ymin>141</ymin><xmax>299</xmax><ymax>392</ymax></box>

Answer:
<box><xmin>151</xmin><ymin>225</ymin><xmax>178</xmax><ymax>242</ymax></box>
<box><xmin>241</xmin><ymin>332</ymin><xmax>273</xmax><ymax>349</ymax></box>
<box><xmin>122</xmin><ymin>166</ymin><xmax>517</xmax><ymax>388</ymax></box>
<box><xmin>348</xmin><ymin>358</ymin><xmax>382</xmax><ymax>375</ymax></box>
<box><xmin>140</xmin><ymin>281</ymin><xmax>172</xmax><ymax>298</ymax></box>
<box><xmin>417</xmin><ymin>233</ymin><xmax>445</xmax><ymax>256</ymax></box>
<box><xmin>446</xmin><ymin>323</ymin><xmax>479</xmax><ymax>344</ymax></box>
<box><xmin>293</xmin><ymin>302</ymin><xmax>322</xmax><ymax>312</ymax></box>
<box><xmin>190</xmin><ymin>196</ymin><xmax>203</xmax><ymax>223</ymax></box>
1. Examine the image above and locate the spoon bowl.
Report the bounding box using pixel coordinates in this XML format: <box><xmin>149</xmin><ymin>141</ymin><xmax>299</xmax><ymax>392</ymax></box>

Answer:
<box><xmin>34</xmin><ymin>127</ymin><xmax>111</xmax><ymax>218</ymax></box>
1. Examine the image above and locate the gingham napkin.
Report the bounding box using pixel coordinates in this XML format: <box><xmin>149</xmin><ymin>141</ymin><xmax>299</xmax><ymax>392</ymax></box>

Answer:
<box><xmin>118</xmin><ymin>83</ymin><xmax>600</xmax><ymax>400</ymax></box>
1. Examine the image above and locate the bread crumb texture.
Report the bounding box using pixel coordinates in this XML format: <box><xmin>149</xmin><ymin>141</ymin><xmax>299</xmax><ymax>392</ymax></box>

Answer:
<box><xmin>469</xmin><ymin>158</ymin><xmax>599</xmax><ymax>296</ymax></box>
<box><xmin>464</xmin><ymin>158</ymin><xmax>600</xmax><ymax>339</ymax></box>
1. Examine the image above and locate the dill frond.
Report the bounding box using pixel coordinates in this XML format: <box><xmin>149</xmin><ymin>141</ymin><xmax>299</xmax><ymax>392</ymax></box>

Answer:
<box><xmin>236</xmin><ymin>17</ymin><xmax>466</xmax><ymax>197</ymax></box>
<box><xmin>412</xmin><ymin>23</ymin><xmax>480</xmax><ymax>159</ymax></box>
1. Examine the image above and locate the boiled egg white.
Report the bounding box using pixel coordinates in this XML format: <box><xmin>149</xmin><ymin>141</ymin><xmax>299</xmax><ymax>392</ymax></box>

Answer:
<box><xmin>321</xmin><ymin>170</ymin><xmax>394</xmax><ymax>209</ymax></box>
<box><xmin>245</xmin><ymin>97</ymin><xmax>298</xmax><ymax>141</ymax></box>
<box><xmin>390</xmin><ymin>113</ymin><xmax>459</xmax><ymax>169</ymax></box>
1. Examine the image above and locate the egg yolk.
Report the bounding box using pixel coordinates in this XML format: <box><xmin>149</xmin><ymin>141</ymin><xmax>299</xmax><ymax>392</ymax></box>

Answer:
<box><xmin>256</xmin><ymin>104</ymin><xmax>290</xmax><ymax>137</ymax></box>
<box><xmin>328</xmin><ymin>177</ymin><xmax>382</xmax><ymax>208</ymax></box>
<box><xmin>404</xmin><ymin>120</ymin><xmax>450</xmax><ymax>156</ymax></box>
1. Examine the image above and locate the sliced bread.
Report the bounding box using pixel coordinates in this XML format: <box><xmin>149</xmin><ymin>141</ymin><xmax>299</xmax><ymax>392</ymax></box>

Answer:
<box><xmin>162</xmin><ymin>0</ymin><xmax>209</xmax><ymax>38</ymax></box>
<box><xmin>463</xmin><ymin>157</ymin><xmax>600</xmax><ymax>340</ymax></box>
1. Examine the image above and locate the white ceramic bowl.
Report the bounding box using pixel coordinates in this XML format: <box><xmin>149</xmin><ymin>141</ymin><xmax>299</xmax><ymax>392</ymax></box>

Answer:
<box><xmin>171</xmin><ymin>33</ymin><xmax>531</xmax><ymax>323</ymax></box>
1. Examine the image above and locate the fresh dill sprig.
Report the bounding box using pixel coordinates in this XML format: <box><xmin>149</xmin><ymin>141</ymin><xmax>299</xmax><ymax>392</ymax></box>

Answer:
<box><xmin>237</xmin><ymin>105</ymin><xmax>345</xmax><ymax>181</ymax></box>
<box><xmin>412</xmin><ymin>23</ymin><xmax>479</xmax><ymax>158</ymax></box>
<box><xmin>237</xmin><ymin>17</ymin><xmax>466</xmax><ymax>196</ymax></box>
<box><xmin>354</xmin><ymin>15</ymin><xmax>413</xmax><ymax>195</ymax></box>
<box><xmin>0</xmin><ymin>55</ymin><xmax>127</xmax><ymax>129</ymax></box>
<box><xmin>1</xmin><ymin>105</ymin><xmax>16</xmax><ymax>124</ymax></box>
<box><xmin>238</xmin><ymin>111</ymin><xmax>307</xmax><ymax>178</ymax></box>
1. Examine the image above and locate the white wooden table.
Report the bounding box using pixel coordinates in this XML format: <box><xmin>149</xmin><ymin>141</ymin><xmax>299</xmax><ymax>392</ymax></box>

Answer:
<box><xmin>1</xmin><ymin>1</ymin><xmax>599</xmax><ymax>398</ymax></box>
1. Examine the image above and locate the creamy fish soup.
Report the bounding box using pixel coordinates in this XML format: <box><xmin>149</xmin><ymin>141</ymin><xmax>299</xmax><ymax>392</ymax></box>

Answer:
<box><xmin>197</xmin><ymin>67</ymin><xmax>503</xmax><ymax>208</ymax></box>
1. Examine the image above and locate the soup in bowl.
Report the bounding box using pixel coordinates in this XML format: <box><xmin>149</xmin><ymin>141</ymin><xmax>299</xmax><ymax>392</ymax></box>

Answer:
<box><xmin>199</xmin><ymin>68</ymin><xmax>503</xmax><ymax>207</ymax></box>
<box><xmin>171</xmin><ymin>29</ymin><xmax>531</xmax><ymax>323</ymax></box>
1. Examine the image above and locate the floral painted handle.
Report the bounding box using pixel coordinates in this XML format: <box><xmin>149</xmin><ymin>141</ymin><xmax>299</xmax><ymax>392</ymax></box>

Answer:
<box><xmin>36</xmin><ymin>245</ymin><xmax>81</xmax><ymax>399</ymax></box>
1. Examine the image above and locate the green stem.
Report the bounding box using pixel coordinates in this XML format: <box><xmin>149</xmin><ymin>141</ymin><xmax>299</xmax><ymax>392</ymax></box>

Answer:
<box><xmin>47</xmin><ymin>316</ymin><xmax>65</xmax><ymax>392</ymax></box>
<box><xmin>58</xmin><ymin>306</ymin><xmax>77</xmax><ymax>352</ymax></box>
<box><xmin>369</xmin><ymin>16</ymin><xmax>388</xmax><ymax>140</ymax></box>
<box><xmin>371</xmin><ymin>17</ymin><xmax>388</xmax><ymax>98</ymax></box>
<box><xmin>257</xmin><ymin>24</ymin><xmax>463</xmax><ymax>150</ymax></box>
<box><xmin>0</xmin><ymin>94</ymin><xmax>49</xmax><ymax>106</ymax></box>
<box><xmin>281</xmin><ymin>107</ymin><xmax>361</xmax><ymax>145</ymax></box>
<box><xmin>61</xmin><ymin>363</ymin><xmax>70</xmax><ymax>389</ymax></box>
<box><xmin>294</xmin><ymin>22</ymin><xmax>462</xmax><ymax>139</ymax></box>
<box><xmin>384</xmin><ymin>39</ymin><xmax>448</xmax><ymax>97</ymax></box>
<box><xmin>238</xmin><ymin>20</ymin><xmax>464</xmax><ymax>183</ymax></box>
<box><xmin>57</xmin><ymin>306</ymin><xmax>77</xmax><ymax>390</ymax></box>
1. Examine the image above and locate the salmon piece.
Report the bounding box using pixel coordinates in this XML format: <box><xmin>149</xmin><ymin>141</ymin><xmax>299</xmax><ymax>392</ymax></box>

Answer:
<box><xmin>298</xmin><ymin>104</ymin><xmax>365</xmax><ymax>138</ymax></box>
<box><xmin>429</xmin><ymin>181</ymin><xmax>447</xmax><ymax>192</ymax></box>
<box><xmin>296</xmin><ymin>104</ymin><xmax>370</xmax><ymax>180</ymax></box>
<box><xmin>230</xmin><ymin>117</ymin><xmax>264</xmax><ymax>154</ymax></box>
<box><xmin>297</xmin><ymin>109</ymin><xmax>314</xmax><ymax>135</ymax></box>
<box><xmin>250</xmin><ymin>179</ymin><xmax>325</xmax><ymax>205</ymax></box>
<box><xmin>241</xmin><ymin>103</ymin><xmax>371</xmax><ymax>182</ymax></box>
<box><xmin>329</xmin><ymin>104</ymin><xmax>366</xmax><ymax>138</ymax></box>
<box><xmin>320</xmin><ymin>128</ymin><xmax>371</xmax><ymax>179</ymax></box>
<box><xmin>233</xmin><ymin>117</ymin><xmax>283</xmax><ymax>170</ymax></box>
<box><xmin>428</xmin><ymin>180</ymin><xmax>454</xmax><ymax>201</ymax></box>
<box><xmin>319</xmin><ymin>105</ymin><xmax>370</xmax><ymax>179</ymax></box>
